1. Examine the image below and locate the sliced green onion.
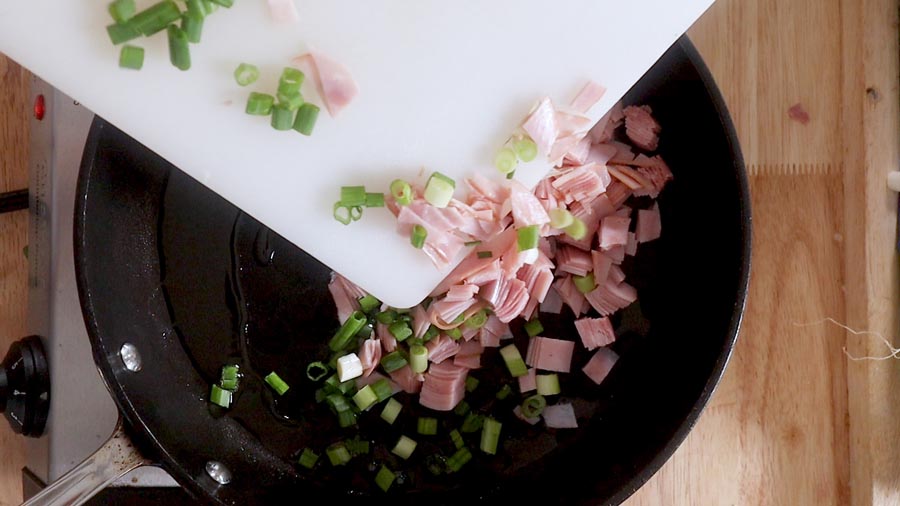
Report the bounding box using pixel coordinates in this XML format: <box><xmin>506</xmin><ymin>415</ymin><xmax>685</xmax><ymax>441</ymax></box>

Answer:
<box><xmin>358</xmin><ymin>294</ymin><xmax>380</xmax><ymax>314</ymax></box>
<box><xmin>564</xmin><ymin>217</ymin><xmax>587</xmax><ymax>240</ymax></box>
<box><xmin>165</xmin><ymin>24</ymin><xmax>191</xmax><ymax>70</ymax></box>
<box><xmin>109</xmin><ymin>0</ymin><xmax>137</xmax><ymax>24</ymax></box>
<box><xmin>381</xmin><ymin>398</ymin><xmax>403</xmax><ymax>424</ymax></box>
<box><xmin>352</xmin><ymin>385</ymin><xmax>378</xmax><ymax>411</ymax></box>
<box><xmin>371</xmin><ymin>378</ymin><xmax>393</xmax><ymax>402</ymax></box>
<box><xmin>329</xmin><ymin>310</ymin><xmax>367</xmax><ymax>351</ymax></box>
<box><xmin>306</xmin><ymin>361</ymin><xmax>329</xmax><ymax>382</ymax></box>
<box><xmin>271</xmin><ymin>103</ymin><xmax>294</xmax><ymax>130</ymax></box>
<box><xmin>264</xmin><ymin>372</ymin><xmax>290</xmax><ymax>396</ymax></box>
<box><xmin>460</xmin><ymin>412</ymin><xmax>484</xmax><ymax>433</ymax></box>
<box><xmin>480</xmin><ymin>417</ymin><xmax>502</xmax><ymax>455</ymax></box>
<box><xmin>365</xmin><ymin>192</ymin><xmax>385</xmax><ymax>208</ymax></box>
<box><xmin>347</xmin><ymin>437</ymin><xmax>370</xmax><ymax>456</ymax></box>
<box><xmin>201</xmin><ymin>0</ymin><xmax>218</xmax><ymax>14</ymax></box>
<box><xmin>423</xmin><ymin>325</ymin><xmax>439</xmax><ymax>342</ymax></box>
<box><xmin>411</xmin><ymin>225</ymin><xmax>427</xmax><ymax>249</ymax></box>
<box><xmin>350</xmin><ymin>206</ymin><xmax>363</xmax><ymax>221</ymax></box>
<box><xmin>380</xmin><ymin>351</ymin><xmax>408</xmax><ymax>373</ymax></box>
<box><xmin>409</xmin><ymin>344</ymin><xmax>429</xmax><ymax>373</ymax></box>
<box><xmin>517</xmin><ymin>225</ymin><xmax>540</xmax><ymax>252</ymax></box>
<box><xmin>375</xmin><ymin>465</ymin><xmax>396</xmax><ymax>492</ymax></box>
<box><xmin>521</xmin><ymin>394</ymin><xmax>547</xmax><ymax>418</ymax></box>
<box><xmin>536</xmin><ymin>374</ymin><xmax>560</xmax><ymax>396</ymax></box>
<box><xmin>500</xmin><ymin>344</ymin><xmax>528</xmax><ymax>377</ymax></box>
<box><xmin>375</xmin><ymin>309</ymin><xmax>398</xmax><ymax>325</ymax></box>
<box><xmin>549</xmin><ymin>208</ymin><xmax>574</xmax><ymax>229</ymax></box>
<box><xmin>185</xmin><ymin>0</ymin><xmax>206</xmax><ymax>18</ymax></box>
<box><xmin>220</xmin><ymin>378</ymin><xmax>238</xmax><ymax>391</ymax></box>
<box><xmin>495</xmin><ymin>384</ymin><xmax>512</xmax><ymax>400</ymax></box>
<box><xmin>446</xmin><ymin>327</ymin><xmax>462</xmax><ymax>340</ymax></box>
<box><xmin>514</xmin><ymin>136</ymin><xmax>538</xmax><ymax>162</ymax></box>
<box><xmin>292</xmin><ymin>103</ymin><xmax>320</xmax><ymax>136</ymax></box>
<box><xmin>477</xmin><ymin>251</ymin><xmax>493</xmax><ymax>259</ymax></box>
<box><xmin>453</xmin><ymin>400</ymin><xmax>471</xmax><ymax>417</ymax></box>
<box><xmin>333</xmin><ymin>203</ymin><xmax>352</xmax><ymax>225</ymax></box>
<box><xmin>277</xmin><ymin>90</ymin><xmax>304</xmax><ymax>111</ymax></box>
<box><xmin>337</xmin><ymin>410</ymin><xmax>357</xmax><ymax>428</ymax></box>
<box><xmin>232</xmin><ymin>64</ymin><xmax>259</xmax><ymax>86</ymax></box>
<box><xmin>278</xmin><ymin>67</ymin><xmax>305</xmax><ymax>96</ymax></box>
<box><xmin>391</xmin><ymin>435</ymin><xmax>418</xmax><ymax>460</ymax></box>
<box><xmin>523</xmin><ymin>318</ymin><xmax>544</xmax><ymax>337</ymax></box>
<box><xmin>106</xmin><ymin>23</ymin><xmax>141</xmax><ymax>45</ymax></box>
<box><xmin>132</xmin><ymin>1</ymin><xmax>182</xmax><ymax>37</ymax></box>
<box><xmin>464</xmin><ymin>309</ymin><xmax>488</xmax><ymax>329</ymax></box>
<box><xmin>340</xmin><ymin>186</ymin><xmax>367</xmax><ymax>207</ymax></box>
<box><xmin>207</xmin><ymin>0</ymin><xmax>234</xmax><ymax>7</ymax></box>
<box><xmin>326</xmin><ymin>443</ymin><xmax>351</xmax><ymax>466</ymax></box>
<box><xmin>449</xmin><ymin>429</ymin><xmax>465</xmax><ymax>450</ymax></box>
<box><xmin>447</xmin><ymin>447</ymin><xmax>472</xmax><ymax>472</ymax></box>
<box><xmin>418</xmin><ymin>416</ymin><xmax>438</xmax><ymax>435</ymax></box>
<box><xmin>180</xmin><ymin>13</ymin><xmax>203</xmax><ymax>43</ymax></box>
<box><xmin>424</xmin><ymin>172</ymin><xmax>456</xmax><ymax>208</ymax></box>
<box><xmin>298</xmin><ymin>448</ymin><xmax>319</xmax><ymax>469</ymax></box>
<box><xmin>573</xmin><ymin>273</ymin><xmax>596</xmax><ymax>294</ymax></box>
<box><xmin>325</xmin><ymin>392</ymin><xmax>352</xmax><ymax>413</ymax></box>
<box><xmin>246</xmin><ymin>92</ymin><xmax>274</xmax><ymax>115</ymax></box>
<box><xmin>464</xmin><ymin>240</ymin><xmax>482</xmax><ymax>247</ymax></box>
<box><xmin>494</xmin><ymin>147</ymin><xmax>518</xmax><ymax>175</ymax></box>
<box><xmin>389</xmin><ymin>321</ymin><xmax>413</xmax><ymax>342</ymax></box>
<box><xmin>221</xmin><ymin>364</ymin><xmax>240</xmax><ymax>381</ymax></box>
<box><xmin>506</xmin><ymin>170</ymin><xmax>516</xmax><ymax>180</ymax></box>
<box><xmin>118</xmin><ymin>45</ymin><xmax>144</xmax><ymax>70</ymax></box>
<box><xmin>465</xmin><ymin>376</ymin><xmax>479</xmax><ymax>393</ymax></box>
<box><xmin>390</xmin><ymin>179</ymin><xmax>413</xmax><ymax>206</ymax></box>
<box><xmin>210</xmin><ymin>384</ymin><xmax>232</xmax><ymax>408</ymax></box>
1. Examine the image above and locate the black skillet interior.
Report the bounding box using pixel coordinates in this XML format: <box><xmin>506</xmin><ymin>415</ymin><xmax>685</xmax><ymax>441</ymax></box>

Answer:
<box><xmin>74</xmin><ymin>37</ymin><xmax>750</xmax><ymax>505</ymax></box>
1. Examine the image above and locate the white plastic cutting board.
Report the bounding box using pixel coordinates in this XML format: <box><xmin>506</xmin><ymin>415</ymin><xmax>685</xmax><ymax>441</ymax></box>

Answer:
<box><xmin>0</xmin><ymin>1</ymin><xmax>712</xmax><ymax>308</ymax></box>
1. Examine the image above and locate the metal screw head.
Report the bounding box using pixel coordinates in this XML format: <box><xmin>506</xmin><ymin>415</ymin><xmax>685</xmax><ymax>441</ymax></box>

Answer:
<box><xmin>205</xmin><ymin>461</ymin><xmax>232</xmax><ymax>485</ymax></box>
<box><xmin>119</xmin><ymin>343</ymin><xmax>142</xmax><ymax>372</ymax></box>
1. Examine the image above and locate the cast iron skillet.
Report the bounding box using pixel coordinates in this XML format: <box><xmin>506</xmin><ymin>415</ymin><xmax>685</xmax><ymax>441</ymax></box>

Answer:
<box><xmin>51</xmin><ymin>37</ymin><xmax>750</xmax><ymax>505</ymax></box>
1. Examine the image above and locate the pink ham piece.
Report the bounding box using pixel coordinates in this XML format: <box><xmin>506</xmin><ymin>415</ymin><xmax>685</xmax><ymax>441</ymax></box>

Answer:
<box><xmin>267</xmin><ymin>0</ymin><xmax>298</xmax><ymax>23</ymax></box>
<box><xmin>623</xmin><ymin>105</ymin><xmax>661</xmax><ymax>151</ymax></box>
<box><xmin>636</xmin><ymin>204</ymin><xmax>662</xmax><ymax>243</ymax></box>
<box><xmin>426</xmin><ymin>334</ymin><xmax>461</xmax><ymax>364</ymax></box>
<box><xmin>300</xmin><ymin>51</ymin><xmax>359</xmax><ymax>117</ymax></box>
<box><xmin>389</xmin><ymin>365</ymin><xmax>424</xmax><ymax>394</ymax></box>
<box><xmin>598</xmin><ymin>216</ymin><xmax>630</xmax><ymax>250</ymax></box>
<box><xmin>585</xmin><ymin>279</ymin><xmax>638</xmax><ymax>316</ymax></box>
<box><xmin>358</xmin><ymin>338</ymin><xmax>382</xmax><ymax>377</ymax></box>
<box><xmin>327</xmin><ymin>273</ymin><xmax>364</xmax><ymax>324</ymax></box>
<box><xmin>518</xmin><ymin>368</ymin><xmax>537</xmax><ymax>393</ymax></box>
<box><xmin>479</xmin><ymin>329</ymin><xmax>501</xmax><ymax>348</ymax></box>
<box><xmin>412</xmin><ymin>304</ymin><xmax>431</xmax><ymax>339</ymax></box>
<box><xmin>491</xmin><ymin>278</ymin><xmax>531</xmax><ymax>323</ymax></box>
<box><xmin>540</xmin><ymin>285</ymin><xmax>564</xmax><ymax>314</ymax></box>
<box><xmin>587</xmin><ymin>143</ymin><xmax>618</xmax><ymax>166</ymax></box>
<box><xmin>574</xmin><ymin>317</ymin><xmax>617</xmax><ymax>350</ymax></box>
<box><xmin>589</xmin><ymin>102</ymin><xmax>624</xmax><ymax>143</ymax></box>
<box><xmin>482</xmin><ymin>316</ymin><xmax>513</xmax><ymax>341</ymax></box>
<box><xmin>419</xmin><ymin>362</ymin><xmax>468</xmax><ymax>411</ymax></box>
<box><xmin>591</xmin><ymin>250</ymin><xmax>613</xmax><ymax>287</ymax></box>
<box><xmin>564</xmin><ymin>136</ymin><xmax>593</xmax><ymax>166</ymax></box>
<box><xmin>555</xmin><ymin>245</ymin><xmax>593</xmax><ymax>277</ymax></box>
<box><xmin>430</xmin><ymin>296</ymin><xmax>476</xmax><ymax>326</ymax></box>
<box><xmin>445</xmin><ymin>284</ymin><xmax>479</xmax><ymax>302</ymax></box>
<box><xmin>570</xmin><ymin>81</ymin><xmax>607</xmax><ymax>114</ymax></box>
<box><xmin>453</xmin><ymin>353</ymin><xmax>481</xmax><ymax>369</ymax></box>
<box><xmin>377</xmin><ymin>322</ymin><xmax>397</xmax><ymax>353</ymax></box>
<box><xmin>526</xmin><ymin>337</ymin><xmax>575</xmax><ymax>373</ymax></box>
<box><xmin>522</xmin><ymin>97</ymin><xmax>560</xmax><ymax>158</ymax></box>
<box><xmin>543</xmin><ymin>403</ymin><xmax>578</xmax><ymax>429</ymax></box>
<box><xmin>625</xmin><ymin>232</ymin><xmax>638</xmax><ymax>256</ymax></box>
<box><xmin>551</xmin><ymin>165</ymin><xmax>607</xmax><ymax>204</ymax></box>
<box><xmin>788</xmin><ymin>103</ymin><xmax>810</xmax><ymax>125</ymax></box>
<box><xmin>553</xmin><ymin>276</ymin><xmax>588</xmax><ymax>316</ymax></box>
<box><xmin>582</xmin><ymin>347</ymin><xmax>619</xmax><ymax>385</ymax></box>
<box><xmin>510</xmin><ymin>188</ymin><xmax>551</xmax><ymax>228</ymax></box>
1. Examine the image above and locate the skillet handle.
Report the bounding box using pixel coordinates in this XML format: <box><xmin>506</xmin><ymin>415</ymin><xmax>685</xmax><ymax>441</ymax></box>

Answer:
<box><xmin>21</xmin><ymin>422</ymin><xmax>151</xmax><ymax>506</ymax></box>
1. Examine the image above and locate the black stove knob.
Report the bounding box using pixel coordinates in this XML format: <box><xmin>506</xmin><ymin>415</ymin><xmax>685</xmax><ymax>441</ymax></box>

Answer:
<box><xmin>0</xmin><ymin>336</ymin><xmax>50</xmax><ymax>437</ymax></box>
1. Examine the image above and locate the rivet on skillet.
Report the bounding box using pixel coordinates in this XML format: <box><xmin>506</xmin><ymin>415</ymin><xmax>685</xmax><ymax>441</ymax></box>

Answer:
<box><xmin>119</xmin><ymin>343</ymin><xmax>142</xmax><ymax>372</ymax></box>
<box><xmin>205</xmin><ymin>461</ymin><xmax>232</xmax><ymax>485</ymax></box>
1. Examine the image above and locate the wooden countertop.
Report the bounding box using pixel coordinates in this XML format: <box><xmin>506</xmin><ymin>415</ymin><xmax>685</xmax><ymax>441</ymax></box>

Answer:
<box><xmin>1</xmin><ymin>0</ymin><xmax>898</xmax><ymax>504</ymax></box>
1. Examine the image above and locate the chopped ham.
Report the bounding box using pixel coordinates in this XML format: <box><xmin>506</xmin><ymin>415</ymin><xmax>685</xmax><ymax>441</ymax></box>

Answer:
<box><xmin>482</xmin><ymin>315</ymin><xmax>513</xmax><ymax>341</ymax></box>
<box><xmin>522</xmin><ymin>97</ymin><xmax>560</xmax><ymax>158</ymax></box>
<box><xmin>377</xmin><ymin>322</ymin><xmax>397</xmax><ymax>353</ymax></box>
<box><xmin>412</xmin><ymin>304</ymin><xmax>430</xmax><ymax>339</ymax></box>
<box><xmin>788</xmin><ymin>103</ymin><xmax>810</xmax><ymax>125</ymax></box>
<box><xmin>564</xmin><ymin>136</ymin><xmax>593</xmax><ymax>166</ymax></box>
<box><xmin>526</xmin><ymin>336</ymin><xmax>575</xmax><ymax>373</ymax></box>
<box><xmin>327</xmin><ymin>273</ymin><xmax>364</xmax><ymax>324</ymax></box>
<box><xmin>570</xmin><ymin>81</ymin><xmax>607</xmax><ymax>114</ymax></box>
<box><xmin>358</xmin><ymin>338</ymin><xmax>382</xmax><ymax>377</ymax></box>
<box><xmin>609</xmin><ymin>265</ymin><xmax>626</xmax><ymax>284</ymax></box>
<box><xmin>625</xmin><ymin>232</ymin><xmax>638</xmax><ymax>256</ymax></box>
<box><xmin>636</xmin><ymin>204</ymin><xmax>662</xmax><ymax>243</ymax></box>
<box><xmin>543</xmin><ymin>403</ymin><xmax>578</xmax><ymax>429</ymax></box>
<box><xmin>430</xmin><ymin>296</ymin><xmax>476</xmax><ymax>326</ymax></box>
<box><xmin>389</xmin><ymin>365</ymin><xmax>424</xmax><ymax>394</ymax></box>
<box><xmin>583</xmin><ymin>347</ymin><xmax>619</xmax><ymax>385</ymax></box>
<box><xmin>466</xmin><ymin>174</ymin><xmax>510</xmax><ymax>205</ymax></box>
<box><xmin>540</xmin><ymin>286</ymin><xmax>564</xmax><ymax>314</ymax></box>
<box><xmin>510</xmin><ymin>188</ymin><xmax>551</xmax><ymax>228</ymax></box>
<box><xmin>605</xmin><ymin>245</ymin><xmax>626</xmax><ymax>265</ymax></box>
<box><xmin>574</xmin><ymin>317</ymin><xmax>617</xmax><ymax>350</ymax></box>
<box><xmin>598</xmin><ymin>216</ymin><xmax>630</xmax><ymax>250</ymax></box>
<box><xmin>587</xmin><ymin>143</ymin><xmax>618</xmax><ymax>166</ymax></box>
<box><xmin>623</xmin><ymin>105</ymin><xmax>661</xmax><ymax>151</ymax></box>
<box><xmin>300</xmin><ymin>51</ymin><xmax>359</xmax><ymax>117</ymax></box>
<box><xmin>479</xmin><ymin>329</ymin><xmax>501</xmax><ymax>348</ymax></box>
<box><xmin>591</xmin><ymin>250</ymin><xmax>613</xmax><ymax>286</ymax></box>
<box><xmin>419</xmin><ymin>362</ymin><xmax>468</xmax><ymax>411</ymax></box>
<box><xmin>445</xmin><ymin>284</ymin><xmax>479</xmax><ymax>302</ymax></box>
<box><xmin>267</xmin><ymin>0</ymin><xmax>299</xmax><ymax>23</ymax></box>
<box><xmin>453</xmin><ymin>353</ymin><xmax>481</xmax><ymax>369</ymax></box>
<box><xmin>589</xmin><ymin>102</ymin><xmax>624</xmax><ymax>143</ymax></box>
<box><xmin>518</xmin><ymin>368</ymin><xmax>537</xmax><ymax>393</ymax></box>
<box><xmin>605</xmin><ymin>181</ymin><xmax>632</xmax><ymax>208</ymax></box>
<box><xmin>426</xmin><ymin>334</ymin><xmax>461</xmax><ymax>364</ymax></box>
<box><xmin>555</xmin><ymin>112</ymin><xmax>593</xmax><ymax>137</ymax></box>
<box><xmin>513</xmin><ymin>405</ymin><xmax>541</xmax><ymax>425</ymax></box>
<box><xmin>551</xmin><ymin>165</ymin><xmax>607</xmax><ymax>203</ymax></box>
<box><xmin>585</xmin><ymin>279</ymin><xmax>638</xmax><ymax>316</ymax></box>
<box><xmin>492</xmin><ymin>278</ymin><xmax>530</xmax><ymax>323</ymax></box>
<box><xmin>553</xmin><ymin>276</ymin><xmax>588</xmax><ymax>316</ymax></box>
<box><xmin>555</xmin><ymin>245</ymin><xmax>593</xmax><ymax>277</ymax></box>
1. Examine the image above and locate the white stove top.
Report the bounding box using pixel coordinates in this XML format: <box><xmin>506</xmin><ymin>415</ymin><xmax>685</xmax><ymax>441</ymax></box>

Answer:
<box><xmin>24</xmin><ymin>78</ymin><xmax>177</xmax><ymax>489</ymax></box>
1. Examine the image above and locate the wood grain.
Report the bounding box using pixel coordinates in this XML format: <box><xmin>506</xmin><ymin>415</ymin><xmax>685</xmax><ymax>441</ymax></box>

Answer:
<box><xmin>0</xmin><ymin>53</ymin><xmax>30</xmax><ymax>506</ymax></box>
